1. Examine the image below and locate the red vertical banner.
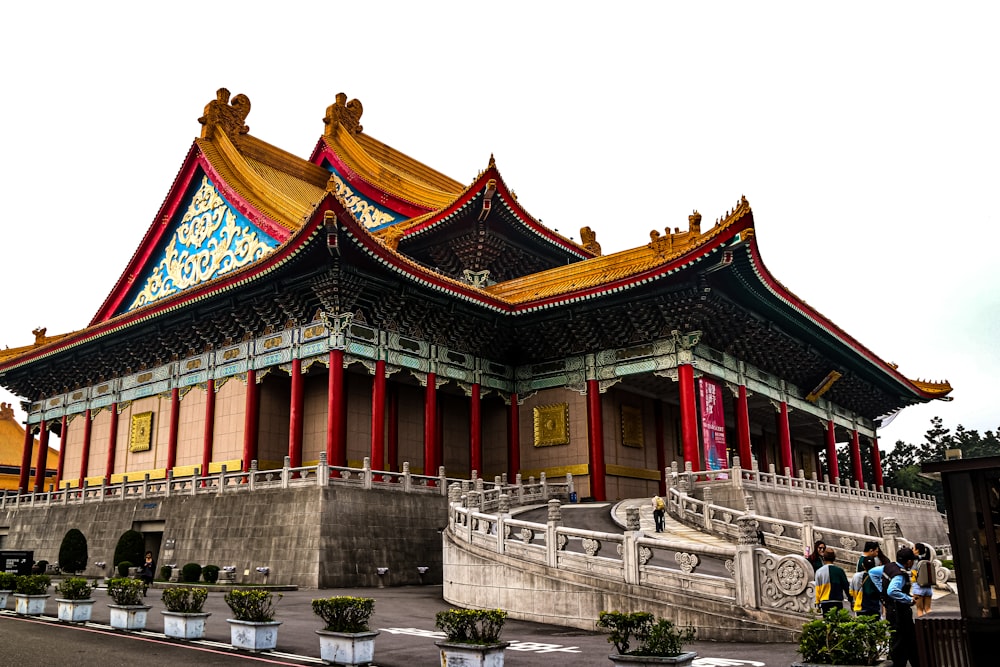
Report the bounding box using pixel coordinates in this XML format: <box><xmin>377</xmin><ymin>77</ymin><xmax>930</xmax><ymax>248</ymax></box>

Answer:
<box><xmin>699</xmin><ymin>378</ymin><xmax>728</xmax><ymax>471</ymax></box>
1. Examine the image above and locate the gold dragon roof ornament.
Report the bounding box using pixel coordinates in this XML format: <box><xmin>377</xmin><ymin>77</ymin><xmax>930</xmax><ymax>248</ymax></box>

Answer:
<box><xmin>198</xmin><ymin>88</ymin><xmax>251</xmax><ymax>144</ymax></box>
<box><xmin>324</xmin><ymin>93</ymin><xmax>364</xmax><ymax>136</ymax></box>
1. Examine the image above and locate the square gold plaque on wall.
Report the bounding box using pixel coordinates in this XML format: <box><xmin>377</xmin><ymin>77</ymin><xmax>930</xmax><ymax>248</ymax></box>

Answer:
<box><xmin>621</xmin><ymin>405</ymin><xmax>643</xmax><ymax>448</ymax></box>
<box><xmin>533</xmin><ymin>403</ymin><xmax>570</xmax><ymax>447</ymax></box>
<box><xmin>129</xmin><ymin>412</ymin><xmax>153</xmax><ymax>453</ymax></box>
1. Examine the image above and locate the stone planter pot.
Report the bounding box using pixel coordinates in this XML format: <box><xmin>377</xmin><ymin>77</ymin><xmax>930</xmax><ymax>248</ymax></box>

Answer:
<box><xmin>0</xmin><ymin>590</ymin><xmax>10</xmax><ymax>610</ymax></box>
<box><xmin>108</xmin><ymin>603</ymin><xmax>152</xmax><ymax>630</ymax></box>
<box><xmin>56</xmin><ymin>598</ymin><xmax>96</xmax><ymax>623</ymax></box>
<box><xmin>162</xmin><ymin>611</ymin><xmax>211</xmax><ymax>640</ymax></box>
<box><xmin>228</xmin><ymin>619</ymin><xmax>282</xmax><ymax>652</ymax></box>
<box><xmin>792</xmin><ymin>662</ymin><xmax>891</xmax><ymax>667</ymax></box>
<box><xmin>13</xmin><ymin>593</ymin><xmax>49</xmax><ymax>616</ymax></box>
<box><xmin>435</xmin><ymin>641</ymin><xmax>508</xmax><ymax>667</ymax></box>
<box><xmin>316</xmin><ymin>629</ymin><xmax>379</xmax><ymax>665</ymax></box>
<box><xmin>610</xmin><ymin>653</ymin><xmax>698</xmax><ymax>666</ymax></box>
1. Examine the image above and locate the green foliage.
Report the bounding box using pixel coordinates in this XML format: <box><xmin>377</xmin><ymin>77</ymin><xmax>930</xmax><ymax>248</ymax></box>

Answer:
<box><xmin>113</xmin><ymin>530</ymin><xmax>145</xmax><ymax>570</ymax></box>
<box><xmin>940</xmin><ymin>559</ymin><xmax>954</xmax><ymax>570</ymax></box>
<box><xmin>117</xmin><ymin>560</ymin><xmax>133</xmax><ymax>578</ymax></box>
<box><xmin>162</xmin><ymin>586</ymin><xmax>208</xmax><ymax>613</ymax></box>
<box><xmin>434</xmin><ymin>608</ymin><xmax>507</xmax><ymax>645</ymax></box>
<box><xmin>14</xmin><ymin>574</ymin><xmax>51</xmax><ymax>595</ymax></box>
<box><xmin>202</xmin><ymin>564</ymin><xmax>220</xmax><ymax>584</ymax></box>
<box><xmin>58</xmin><ymin>528</ymin><xmax>89</xmax><ymax>574</ymax></box>
<box><xmin>56</xmin><ymin>577</ymin><xmax>95</xmax><ymax>600</ymax></box>
<box><xmin>597</xmin><ymin>611</ymin><xmax>696</xmax><ymax>656</ymax></box>
<box><xmin>224</xmin><ymin>588</ymin><xmax>282</xmax><ymax>622</ymax></box>
<box><xmin>0</xmin><ymin>572</ymin><xmax>18</xmax><ymax>590</ymax></box>
<box><xmin>160</xmin><ymin>565</ymin><xmax>173</xmax><ymax>581</ymax></box>
<box><xmin>798</xmin><ymin>608</ymin><xmax>890</xmax><ymax>665</ymax></box>
<box><xmin>106</xmin><ymin>577</ymin><xmax>146</xmax><ymax>605</ymax></box>
<box><xmin>312</xmin><ymin>596</ymin><xmax>376</xmax><ymax>632</ymax></box>
<box><xmin>181</xmin><ymin>563</ymin><xmax>203</xmax><ymax>583</ymax></box>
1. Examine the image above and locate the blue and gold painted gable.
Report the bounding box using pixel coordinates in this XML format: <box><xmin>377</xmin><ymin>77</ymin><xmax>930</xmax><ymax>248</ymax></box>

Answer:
<box><xmin>322</xmin><ymin>161</ymin><xmax>400</xmax><ymax>231</ymax></box>
<box><xmin>118</xmin><ymin>173</ymin><xmax>279</xmax><ymax>316</ymax></box>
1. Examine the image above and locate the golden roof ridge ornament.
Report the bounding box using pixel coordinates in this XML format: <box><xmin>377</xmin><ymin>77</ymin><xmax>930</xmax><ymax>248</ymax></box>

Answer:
<box><xmin>199</xmin><ymin>88</ymin><xmax>251</xmax><ymax>143</ymax></box>
<box><xmin>324</xmin><ymin>93</ymin><xmax>363</xmax><ymax>136</ymax></box>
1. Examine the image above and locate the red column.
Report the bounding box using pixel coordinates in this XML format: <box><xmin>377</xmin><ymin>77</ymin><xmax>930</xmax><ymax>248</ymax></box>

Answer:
<box><xmin>242</xmin><ymin>369</ymin><xmax>259</xmax><ymax>471</ymax></box>
<box><xmin>654</xmin><ymin>401</ymin><xmax>666</xmax><ymax>496</ymax></box>
<box><xmin>777</xmin><ymin>401</ymin><xmax>792</xmax><ymax>473</ymax></box>
<box><xmin>470</xmin><ymin>383</ymin><xmax>482</xmax><ymax>475</ymax></box>
<box><xmin>18</xmin><ymin>422</ymin><xmax>33</xmax><ymax>493</ymax></box>
<box><xmin>326</xmin><ymin>350</ymin><xmax>345</xmax><ymax>466</ymax></box>
<box><xmin>288</xmin><ymin>359</ymin><xmax>303</xmax><ymax>469</ymax></box>
<box><xmin>78</xmin><ymin>409</ymin><xmax>92</xmax><ymax>488</ymax></box>
<box><xmin>586</xmin><ymin>379</ymin><xmax>607</xmax><ymax>501</ymax></box>
<box><xmin>871</xmin><ymin>436</ymin><xmax>885</xmax><ymax>488</ymax></box>
<box><xmin>202</xmin><ymin>379</ymin><xmax>216</xmax><ymax>479</ymax></box>
<box><xmin>825</xmin><ymin>420</ymin><xmax>839</xmax><ymax>481</ymax></box>
<box><xmin>105</xmin><ymin>404</ymin><xmax>119</xmax><ymax>484</ymax></box>
<box><xmin>388</xmin><ymin>385</ymin><xmax>399</xmax><ymax>472</ymax></box>
<box><xmin>507</xmin><ymin>393</ymin><xmax>520</xmax><ymax>480</ymax></box>
<box><xmin>33</xmin><ymin>421</ymin><xmax>49</xmax><ymax>492</ymax></box>
<box><xmin>850</xmin><ymin>429</ymin><xmax>864</xmax><ymax>486</ymax></box>
<box><xmin>371</xmin><ymin>360</ymin><xmax>386</xmax><ymax>469</ymax></box>
<box><xmin>167</xmin><ymin>388</ymin><xmax>180</xmax><ymax>473</ymax></box>
<box><xmin>55</xmin><ymin>415</ymin><xmax>67</xmax><ymax>489</ymax></box>
<box><xmin>423</xmin><ymin>372</ymin><xmax>437</xmax><ymax>475</ymax></box>
<box><xmin>736</xmin><ymin>385</ymin><xmax>752</xmax><ymax>467</ymax></box>
<box><xmin>678</xmin><ymin>364</ymin><xmax>700</xmax><ymax>472</ymax></box>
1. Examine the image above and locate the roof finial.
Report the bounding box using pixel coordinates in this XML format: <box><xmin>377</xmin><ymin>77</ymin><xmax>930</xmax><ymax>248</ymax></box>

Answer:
<box><xmin>198</xmin><ymin>88</ymin><xmax>251</xmax><ymax>142</ymax></box>
<box><xmin>488</xmin><ymin>154</ymin><xmax>496</xmax><ymax>169</ymax></box>
<box><xmin>324</xmin><ymin>93</ymin><xmax>364</xmax><ymax>136</ymax></box>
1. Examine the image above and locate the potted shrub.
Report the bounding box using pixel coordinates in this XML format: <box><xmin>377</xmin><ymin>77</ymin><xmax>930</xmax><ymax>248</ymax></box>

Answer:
<box><xmin>58</xmin><ymin>528</ymin><xmax>89</xmax><ymax>574</ymax></box>
<box><xmin>106</xmin><ymin>577</ymin><xmax>152</xmax><ymax>630</ymax></box>
<box><xmin>13</xmin><ymin>574</ymin><xmax>51</xmax><ymax>616</ymax></box>
<box><xmin>55</xmin><ymin>576</ymin><xmax>97</xmax><ymax>623</ymax></box>
<box><xmin>224</xmin><ymin>588</ymin><xmax>283</xmax><ymax>652</ymax></box>
<box><xmin>434</xmin><ymin>608</ymin><xmax>508</xmax><ymax>667</ymax></box>
<box><xmin>597</xmin><ymin>611</ymin><xmax>698</xmax><ymax>666</ymax></box>
<box><xmin>794</xmin><ymin>608</ymin><xmax>891</xmax><ymax>666</ymax></box>
<box><xmin>161</xmin><ymin>586</ymin><xmax>211</xmax><ymax>640</ymax></box>
<box><xmin>0</xmin><ymin>571</ymin><xmax>17</xmax><ymax>610</ymax></box>
<box><xmin>312</xmin><ymin>596</ymin><xmax>378</xmax><ymax>665</ymax></box>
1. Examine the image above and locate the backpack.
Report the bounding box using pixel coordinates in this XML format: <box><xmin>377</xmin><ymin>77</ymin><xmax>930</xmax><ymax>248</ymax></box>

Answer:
<box><xmin>655</xmin><ymin>497</ymin><xmax>665</xmax><ymax>511</ymax></box>
<box><xmin>879</xmin><ymin>562</ymin><xmax>908</xmax><ymax>603</ymax></box>
<box><xmin>917</xmin><ymin>560</ymin><xmax>936</xmax><ymax>587</ymax></box>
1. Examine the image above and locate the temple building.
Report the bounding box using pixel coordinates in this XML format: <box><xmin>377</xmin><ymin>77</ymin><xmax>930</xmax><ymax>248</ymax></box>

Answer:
<box><xmin>0</xmin><ymin>401</ymin><xmax>57</xmax><ymax>494</ymax></box>
<box><xmin>0</xmin><ymin>90</ymin><xmax>952</xmax><ymax>502</ymax></box>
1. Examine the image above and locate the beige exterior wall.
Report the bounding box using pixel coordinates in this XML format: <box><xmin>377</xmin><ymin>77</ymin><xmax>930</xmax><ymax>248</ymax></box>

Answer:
<box><xmin>258</xmin><ymin>374</ymin><xmax>290</xmax><ymax>466</ymax></box>
<box><xmin>481</xmin><ymin>394</ymin><xmax>508</xmax><ymax>479</ymax></box>
<box><xmin>86</xmin><ymin>408</ymin><xmax>111</xmax><ymax>481</ymax></box>
<box><xmin>440</xmin><ymin>389</ymin><xmax>470</xmax><ymax>475</ymax></box>
<box><xmin>302</xmin><ymin>372</ymin><xmax>328</xmax><ymax>465</ymax></box>
<box><xmin>117</xmin><ymin>396</ymin><xmax>164</xmax><ymax>476</ymax></box>
<box><xmin>394</xmin><ymin>383</ymin><xmax>424</xmax><ymax>472</ymax></box>
<box><xmin>60</xmin><ymin>412</ymin><xmax>86</xmax><ymax>485</ymax></box>
<box><xmin>213</xmin><ymin>378</ymin><xmax>247</xmax><ymax>466</ymax></box>
<box><xmin>344</xmin><ymin>367</ymin><xmax>372</xmax><ymax>466</ymax></box>
<box><xmin>176</xmin><ymin>387</ymin><xmax>207</xmax><ymax>468</ymax></box>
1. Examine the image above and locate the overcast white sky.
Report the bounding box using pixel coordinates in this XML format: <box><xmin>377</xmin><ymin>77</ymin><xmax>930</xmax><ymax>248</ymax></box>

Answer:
<box><xmin>1</xmin><ymin>2</ymin><xmax>996</xmax><ymax>451</ymax></box>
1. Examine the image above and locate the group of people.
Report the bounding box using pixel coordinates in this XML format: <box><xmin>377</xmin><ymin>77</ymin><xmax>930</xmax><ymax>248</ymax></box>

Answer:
<box><xmin>808</xmin><ymin>539</ymin><xmax>937</xmax><ymax>667</ymax></box>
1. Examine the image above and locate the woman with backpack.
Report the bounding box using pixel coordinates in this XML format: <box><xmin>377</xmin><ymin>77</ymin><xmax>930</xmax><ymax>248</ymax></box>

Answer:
<box><xmin>911</xmin><ymin>542</ymin><xmax>936</xmax><ymax>617</ymax></box>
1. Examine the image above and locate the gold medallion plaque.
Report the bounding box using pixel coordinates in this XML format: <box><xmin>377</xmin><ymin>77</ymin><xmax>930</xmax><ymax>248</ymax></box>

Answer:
<box><xmin>621</xmin><ymin>405</ymin><xmax>644</xmax><ymax>448</ymax></box>
<box><xmin>129</xmin><ymin>412</ymin><xmax>153</xmax><ymax>453</ymax></box>
<box><xmin>533</xmin><ymin>403</ymin><xmax>570</xmax><ymax>447</ymax></box>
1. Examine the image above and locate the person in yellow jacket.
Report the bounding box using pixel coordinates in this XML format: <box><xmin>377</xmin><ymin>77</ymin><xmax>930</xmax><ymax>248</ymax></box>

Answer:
<box><xmin>814</xmin><ymin>548</ymin><xmax>850</xmax><ymax>615</ymax></box>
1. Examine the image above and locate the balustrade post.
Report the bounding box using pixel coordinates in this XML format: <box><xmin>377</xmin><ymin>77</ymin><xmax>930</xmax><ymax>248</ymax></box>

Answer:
<box><xmin>801</xmin><ymin>506</ymin><xmax>814</xmax><ymax>556</ymax></box>
<box><xmin>515</xmin><ymin>474</ymin><xmax>523</xmax><ymax>506</ymax></box>
<box><xmin>497</xmin><ymin>493</ymin><xmax>510</xmax><ymax>554</ymax></box>
<box><xmin>474</xmin><ymin>476</ymin><xmax>483</xmax><ymax>493</ymax></box>
<box><xmin>439</xmin><ymin>466</ymin><xmax>447</xmax><ymax>496</ymax></box>
<box><xmin>282</xmin><ymin>457</ymin><xmax>291</xmax><ymax>489</ymax></box>
<box><xmin>623</xmin><ymin>505</ymin><xmax>641</xmax><ymax>585</ymax></box>
<box><xmin>546</xmin><ymin>499</ymin><xmax>562</xmax><ymax>568</ymax></box>
<box><xmin>402</xmin><ymin>461</ymin><xmax>412</xmax><ymax>493</ymax></box>
<box><xmin>165</xmin><ymin>471</ymin><xmax>172</xmax><ymax>498</ymax></box>
<box><xmin>734</xmin><ymin>515</ymin><xmax>761</xmax><ymax>609</ymax></box>
<box><xmin>317</xmin><ymin>452</ymin><xmax>329</xmax><ymax>488</ymax></box>
<box><xmin>540</xmin><ymin>471</ymin><xmax>548</xmax><ymax>499</ymax></box>
<box><xmin>566</xmin><ymin>473</ymin><xmax>574</xmax><ymax>498</ymax></box>
<box><xmin>249</xmin><ymin>460</ymin><xmax>258</xmax><ymax>491</ymax></box>
<box><xmin>218</xmin><ymin>466</ymin><xmax>227</xmax><ymax>495</ymax></box>
<box><xmin>703</xmin><ymin>486</ymin><xmax>714</xmax><ymax>531</ymax></box>
<box><xmin>62</xmin><ymin>482</ymin><xmax>69</xmax><ymax>505</ymax></box>
<box><xmin>882</xmin><ymin>517</ymin><xmax>899</xmax><ymax>557</ymax></box>
<box><xmin>362</xmin><ymin>457</ymin><xmax>372</xmax><ymax>490</ymax></box>
<box><xmin>494</xmin><ymin>475</ymin><xmax>502</xmax><ymax>489</ymax></box>
<box><xmin>732</xmin><ymin>456</ymin><xmax>743</xmax><ymax>490</ymax></box>
<box><xmin>142</xmin><ymin>474</ymin><xmax>149</xmax><ymax>499</ymax></box>
<box><xmin>191</xmin><ymin>468</ymin><xmax>198</xmax><ymax>495</ymax></box>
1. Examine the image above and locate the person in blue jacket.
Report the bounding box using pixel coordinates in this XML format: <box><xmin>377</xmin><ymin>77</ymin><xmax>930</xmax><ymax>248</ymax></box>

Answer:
<box><xmin>871</xmin><ymin>547</ymin><xmax>919</xmax><ymax>667</ymax></box>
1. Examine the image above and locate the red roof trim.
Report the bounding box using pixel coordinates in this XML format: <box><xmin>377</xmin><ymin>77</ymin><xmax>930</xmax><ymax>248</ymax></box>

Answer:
<box><xmin>745</xmin><ymin>240</ymin><xmax>937</xmax><ymax>400</ymax></box>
